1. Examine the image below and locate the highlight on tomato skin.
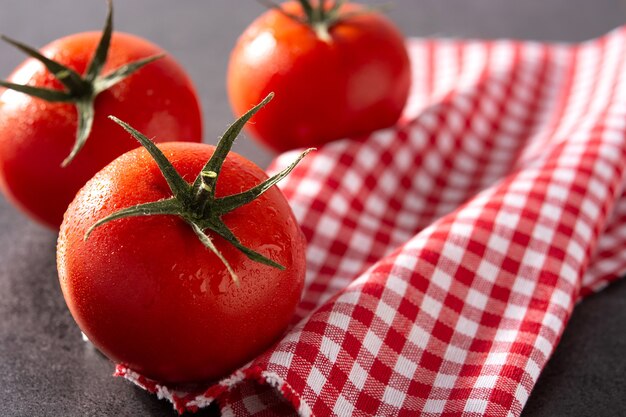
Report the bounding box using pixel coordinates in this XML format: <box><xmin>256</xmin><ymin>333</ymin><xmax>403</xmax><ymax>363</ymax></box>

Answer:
<box><xmin>0</xmin><ymin>1</ymin><xmax>203</xmax><ymax>229</ymax></box>
<box><xmin>56</xmin><ymin>101</ymin><xmax>309</xmax><ymax>384</ymax></box>
<box><xmin>227</xmin><ymin>0</ymin><xmax>411</xmax><ymax>153</ymax></box>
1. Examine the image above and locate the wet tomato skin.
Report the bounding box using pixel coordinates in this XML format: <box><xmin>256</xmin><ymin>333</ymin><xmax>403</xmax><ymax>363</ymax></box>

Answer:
<box><xmin>0</xmin><ymin>32</ymin><xmax>203</xmax><ymax>228</ymax></box>
<box><xmin>227</xmin><ymin>1</ymin><xmax>411</xmax><ymax>152</ymax></box>
<box><xmin>57</xmin><ymin>142</ymin><xmax>306</xmax><ymax>384</ymax></box>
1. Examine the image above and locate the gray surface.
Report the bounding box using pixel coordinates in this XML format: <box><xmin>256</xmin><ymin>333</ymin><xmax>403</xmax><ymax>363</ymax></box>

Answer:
<box><xmin>0</xmin><ymin>1</ymin><xmax>624</xmax><ymax>416</ymax></box>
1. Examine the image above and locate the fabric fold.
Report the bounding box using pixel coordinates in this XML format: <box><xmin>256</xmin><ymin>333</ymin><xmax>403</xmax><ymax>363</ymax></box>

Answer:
<box><xmin>118</xmin><ymin>26</ymin><xmax>626</xmax><ymax>417</ymax></box>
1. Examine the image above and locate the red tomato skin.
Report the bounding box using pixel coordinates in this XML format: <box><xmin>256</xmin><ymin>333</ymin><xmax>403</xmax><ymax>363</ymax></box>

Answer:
<box><xmin>57</xmin><ymin>142</ymin><xmax>306</xmax><ymax>384</ymax></box>
<box><xmin>0</xmin><ymin>32</ymin><xmax>203</xmax><ymax>229</ymax></box>
<box><xmin>227</xmin><ymin>1</ymin><xmax>411</xmax><ymax>152</ymax></box>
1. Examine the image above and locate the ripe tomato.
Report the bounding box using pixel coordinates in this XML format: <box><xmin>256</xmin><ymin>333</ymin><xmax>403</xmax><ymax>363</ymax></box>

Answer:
<box><xmin>0</xmin><ymin>28</ymin><xmax>202</xmax><ymax>228</ymax></box>
<box><xmin>227</xmin><ymin>1</ymin><xmax>411</xmax><ymax>152</ymax></box>
<box><xmin>57</xmin><ymin>114</ymin><xmax>307</xmax><ymax>383</ymax></box>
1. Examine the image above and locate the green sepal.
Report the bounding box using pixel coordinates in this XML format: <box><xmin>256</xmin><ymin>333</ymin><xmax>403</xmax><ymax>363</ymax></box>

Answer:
<box><xmin>0</xmin><ymin>80</ymin><xmax>74</xmax><ymax>102</ymax></box>
<box><xmin>189</xmin><ymin>222</ymin><xmax>240</xmax><ymax>285</ymax></box>
<box><xmin>327</xmin><ymin>0</ymin><xmax>346</xmax><ymax>16</ymax></box>
<box><xmin>85</xmin><ymin>0</ymin><xmax>113</xmax><ymax>82</ymax></box>
<box><xmin>93</xmin><ymin>54</ymin><xmax>165</xmax><ymax>94</ymax></box>
<box><xmin>0</xmin><ymin>35</ymin><xmax>86</xmax><ymax>94</ymax></box>
<box><xmin>62</xmin><ymin>97</ymin><xmax>95</xmax><ymax>167</ymax></box>
<box><xmin>204</xmin><ymin>217</ymin><xmax>285</xmax><ymax>270</ymax></box>
<box><xmin>296</xmin><ymin>0</ymin><xmax>315</xmax><ymax>20</ymax></box>
<box><xmin>84</xmin><ymin>197</ymin><xmax>182</xmax><ymax>239</ymax></box>
<box><xmin>192</xmin><ymin>92</ymin><xmax>275</xmax><ymax>200</ymax></box>
<box><xmin>215</xmin><ymin>148</ymin><xmax>314</xmax><ymax>216</ymax></box>
<box><xmin>109</xmin><ymin>116</ymin><xmax>191</xmax><ymax>203</ymax></box>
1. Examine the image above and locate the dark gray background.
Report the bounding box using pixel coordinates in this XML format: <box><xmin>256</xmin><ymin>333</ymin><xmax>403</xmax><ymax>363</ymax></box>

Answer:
<box><xmin>0</xmin><ymin>1</ymin><xmax>625</xmax><ymax>416</ymax></box>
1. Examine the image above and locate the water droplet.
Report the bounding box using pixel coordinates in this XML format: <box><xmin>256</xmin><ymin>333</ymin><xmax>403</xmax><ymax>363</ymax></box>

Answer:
<box><xmin>259</xmin><ymin>243</ymin><xmax>282</xmax><ymax>258</ymax></box>
<box><xmin>266</xmin><ymin>206</ymin><xmax>278</xmax><ymax>218</ymax></box>
<box><xmin>217</xmin><ymin>276</ymin><xmax>229</xmax><ymax>294</ymax></box>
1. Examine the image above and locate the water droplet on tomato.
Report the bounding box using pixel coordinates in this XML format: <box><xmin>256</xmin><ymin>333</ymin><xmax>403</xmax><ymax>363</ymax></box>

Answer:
<box><xmin>200</xmin><ymin>279</ymin><xmax>208</xmax><ymax>294</ymax></box>
<box><xmin>266</xmin><ymin>206</ymin><xmax>278</xmax><ymax>218</ymax></box>
<box><xmin>217</xmin><ymin>276</ymin><xmax>229</xmax><ymax>295</ymax></box>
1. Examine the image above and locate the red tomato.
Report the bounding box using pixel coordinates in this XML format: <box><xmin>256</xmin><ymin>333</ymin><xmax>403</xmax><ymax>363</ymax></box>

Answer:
<box><xmin>0</xmin><ymin>32</ymin><xmax>202</xmax><ymax>228</ymax></box>
<box><xmin>57</xmin><ymin>141</ymin><xmax>306</xmax><ymax>384</ymax></box>
<box><xmin>227</xmin><ymin>1</ymin><xmax>411</xmax><ymax>152</ymax></box>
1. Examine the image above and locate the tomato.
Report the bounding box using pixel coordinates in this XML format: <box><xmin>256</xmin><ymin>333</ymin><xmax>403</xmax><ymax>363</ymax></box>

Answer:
<box><xmin>57</xmin><ymin>101</ymin><xmax>307</xmax><ymax>383</ymax></box>
<box><xmin>227</xmin><ymin>0</ymin><xmax>411</xmax><ymax>152</ymax></box>
<box><xmin>0</xmin><ymin>6</ymin><xmax>202</xmax><ymax>229</ymax></box>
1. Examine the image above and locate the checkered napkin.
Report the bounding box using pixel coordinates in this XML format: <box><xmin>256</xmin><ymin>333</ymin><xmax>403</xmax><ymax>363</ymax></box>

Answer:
<box><xmin>117</xmin><ymin>26</ymin><xmax>626</xmax><ymax>416</ymax></box>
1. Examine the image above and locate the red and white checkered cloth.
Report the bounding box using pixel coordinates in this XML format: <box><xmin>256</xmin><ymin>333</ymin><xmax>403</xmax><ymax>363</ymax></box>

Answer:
<box><xmin>117</xmin><ymin>26</ymin><xmax>626</xmax><ymax>416</ymax></box>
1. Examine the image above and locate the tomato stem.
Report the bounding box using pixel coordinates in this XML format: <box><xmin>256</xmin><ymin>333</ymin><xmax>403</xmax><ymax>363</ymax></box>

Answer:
<box><xmin>0</xmin><ymin>0</ymin><xmax>163</xmax><ymax>167</ymax></box>
<box><xmin>312</xmin><ymin>22</ymin><xmax>332</xmax><ymax>42</ymax></box>
<box><xmin>195</xmin><ymin>170</ymin><xmax>217</xmax><ymax>211</ymax></box>
<box><xmin>259</xmin><ymin>1</ymin><xmax>392</xmax><ymax>41</ymax></box>
<box><xmin>298</xmin><ymin>0</ymin><xmax>340</xmax><ymax>39</ymax></box>
<box><xmin>85</xmin><ymin>94</ymin><xmax>313</xmax><ymax>285</ymax></box>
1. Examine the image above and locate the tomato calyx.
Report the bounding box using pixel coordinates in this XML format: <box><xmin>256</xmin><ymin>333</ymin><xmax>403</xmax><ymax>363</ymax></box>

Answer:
<box><xmin>0</xmin><ymin>0</ymin><xmax>163</xmax><ymax>167</ymax></box>
<box><xmin>260</xmin><ymin>0</ymin><xmax>389</xmax><ymax>41</ymax></box>
<box><xmin>84</xmin><ymin>92</ymin><xmax>313</xmax><ymax>285</ymax></box>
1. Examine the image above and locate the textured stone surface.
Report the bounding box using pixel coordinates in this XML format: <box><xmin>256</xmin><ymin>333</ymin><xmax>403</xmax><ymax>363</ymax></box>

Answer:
<box><xmin>0</xmin><ymin>1</ymin><xmax>624</xmax><ymax>416</ymax></box>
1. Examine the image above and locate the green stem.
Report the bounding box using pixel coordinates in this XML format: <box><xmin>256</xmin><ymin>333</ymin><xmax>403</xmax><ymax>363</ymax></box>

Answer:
<box><xmin>194</xmin><ymin>170</ymin><xmax>217</xmax><ymax>216</ymax></box>
<box><xmin>191</xmin><ymin>92</ymin><xmax>275</xmax><ymax>200</ymax></box>
<box><xmin>313</xmin><ymin>22</ymin><xmax>332</xmax><ymax>42</ymax></box>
